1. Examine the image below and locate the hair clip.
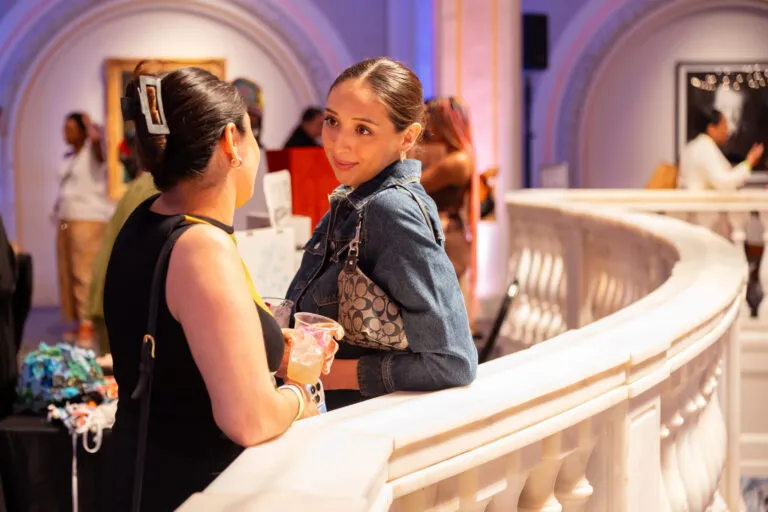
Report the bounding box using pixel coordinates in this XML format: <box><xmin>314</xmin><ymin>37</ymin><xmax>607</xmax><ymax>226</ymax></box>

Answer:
<box><xmin>138</xmin><ymin>75</ymin><xmax>170</xmax><ymax>135</ymax></box>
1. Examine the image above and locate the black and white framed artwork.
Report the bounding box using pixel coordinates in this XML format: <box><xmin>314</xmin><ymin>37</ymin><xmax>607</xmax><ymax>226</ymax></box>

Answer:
<box><xmin>676</xmin><ymin>62</ymin><xmax>768</xmax><ymax>171</ymax></box>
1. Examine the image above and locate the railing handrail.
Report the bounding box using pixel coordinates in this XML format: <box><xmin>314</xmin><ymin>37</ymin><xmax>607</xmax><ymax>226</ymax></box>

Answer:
<box><xmin>179</xmin><ymin>193</ymin><xmax>746</xmax><ymax>511</ymax></box>
<box><xmin>506</xmin><ymin>187</ymin><xmax>768</xmax><ymax>212</ymax></box>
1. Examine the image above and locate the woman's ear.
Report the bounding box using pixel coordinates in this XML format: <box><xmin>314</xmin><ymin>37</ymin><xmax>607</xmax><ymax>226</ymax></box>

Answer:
<box><xmin>401</xmin><ymin>122</ymin><xmax>423</xmax><ymax>154</ymax></box>
<box><xmin>221</xmin><ymin>122</ymin><xmax>240</xmax><ymax>161</ymax></box>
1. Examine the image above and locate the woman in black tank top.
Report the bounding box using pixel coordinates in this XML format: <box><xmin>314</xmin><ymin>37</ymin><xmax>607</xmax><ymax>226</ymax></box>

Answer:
<box><xmin>103</xmin><ymin>66</ymin><xmax>320</xmax><ymax>512</ymax></box>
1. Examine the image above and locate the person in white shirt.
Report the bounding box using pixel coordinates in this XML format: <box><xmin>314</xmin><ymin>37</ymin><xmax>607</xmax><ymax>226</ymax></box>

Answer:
<box><xmin>678</xmin><ymin>108</ymin><xmax>764</xmax><ymax>190</ymax></box>
<box><xmin>54</xmin><ymin>112</ymin><xmax>114</xmax><ymax>344</ymax></box>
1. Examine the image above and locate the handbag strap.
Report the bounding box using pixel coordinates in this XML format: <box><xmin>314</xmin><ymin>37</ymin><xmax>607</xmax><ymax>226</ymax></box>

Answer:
<box><xmin>343</xmin><ymin>184</ymin><xmax>436</xmax><ymax>273</ymax></box>
<box><xmin>129</xmin><ymin>214</ymin><xmax>271</xmax><ymax>511</ymax></box>
<box><xmin>130</xmin><ymin>218</ymin><xmax>192</xmax><ymax>512</ymax></box>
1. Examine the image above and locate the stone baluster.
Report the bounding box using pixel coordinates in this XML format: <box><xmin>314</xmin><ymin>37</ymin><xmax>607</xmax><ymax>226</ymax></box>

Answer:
<box><xmin>486</xmin><ymin>445</ymin><xmax>542</xmax><ymax>512</ymax></box>
<box><xmin>754</xmin><ymin>210</ymin><xmax>768</xmax><ymax>319</ymax></box>
<box><xmin>728</xmin><ymin>211</ymin><xmax>751</xmax><ymax>247</ymax></box>
<box><xmin>676</xmin><ymin>363</ymin><xmax>711</xmax><ymax>512</ymax></box>
<box><xmin>534</xmin><ymin>230</ymin><xmax>557</xmax><ymax>343</ymax></box>
<box><xmin>554</xmin><ymin>421</ymin><xmax>596</xmax><ymax>512</ymax></box>
<box><xmin>690</xmin><ymin>350</ymin><xmax>724</xmax><ymax>508</ymax></box>
<box><xmin>661</xmin><ymin>374</ymin><xmax>689</xmax><ymax>512</ymax></box>
<box><xmin>518</xmin><ymin>433</ymin><xmax>574</xmax><ymax>512</ymax></box>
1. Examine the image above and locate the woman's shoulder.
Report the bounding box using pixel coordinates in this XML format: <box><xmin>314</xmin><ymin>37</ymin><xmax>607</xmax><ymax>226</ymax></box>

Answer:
<box><xmin>364</xmin><ymin>182</ymin><xmax>436</xmax><ymax>233</ymax></box>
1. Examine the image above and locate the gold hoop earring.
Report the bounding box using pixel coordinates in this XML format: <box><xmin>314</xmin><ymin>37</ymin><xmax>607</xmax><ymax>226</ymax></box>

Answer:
<box><xmin>231</xmin><ymin>155</ymin><xmax>243</xmax><ymax>168</ymax></box>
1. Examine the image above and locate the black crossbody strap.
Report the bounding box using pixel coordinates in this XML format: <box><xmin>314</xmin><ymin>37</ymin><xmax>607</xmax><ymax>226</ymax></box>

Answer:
<box><xmin>130</xmin><ymin>219</ymin><xmax>193</xmax><ymax>512</ymax></box>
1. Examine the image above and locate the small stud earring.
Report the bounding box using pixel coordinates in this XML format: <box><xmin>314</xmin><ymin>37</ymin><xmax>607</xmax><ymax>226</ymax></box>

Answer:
<box><xmin>231</xmin><ymin>155</ymin><xmax>243</xmax><ymax>168</ymax></box>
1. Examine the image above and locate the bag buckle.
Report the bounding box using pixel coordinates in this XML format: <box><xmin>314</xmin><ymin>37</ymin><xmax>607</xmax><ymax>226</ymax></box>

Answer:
<box><xmin>143</xmin><ymin>334</ymin><xmax>156</xmax><ymax>359</ymax></box>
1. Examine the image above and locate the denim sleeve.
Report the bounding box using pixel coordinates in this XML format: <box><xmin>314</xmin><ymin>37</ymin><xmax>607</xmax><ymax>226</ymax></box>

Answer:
<box><xmin>356</xmin><ymin>189</ymin><xmax>478</xmax><ymax>397</ymax></box>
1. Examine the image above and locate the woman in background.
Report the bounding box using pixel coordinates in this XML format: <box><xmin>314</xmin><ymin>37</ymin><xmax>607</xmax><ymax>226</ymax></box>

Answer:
<box><xmin>54</xmin><ymin>112</ymin><xmax>113</xmax><ymax>345</ymax></box>
<box><xmin>415</xmin><ymin>97</ymin><xmax>478</xmax><ymax>324</ymax></box>
<box><xmin>86</xmin><ymin>61</ymin><xmax>161</xmax><ymax>356</ymax></box>
<box><xmin>679</xmin><ymin>107</ymin><xmax>764</xmax><ymax>190</ymax></box>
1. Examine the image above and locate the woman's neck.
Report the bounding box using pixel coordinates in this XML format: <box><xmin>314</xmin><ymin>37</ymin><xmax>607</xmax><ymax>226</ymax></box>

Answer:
<box><xmin>152</xmin><ymin>182</ymin><xmax>235</xmax><ymax>226</ymax></box>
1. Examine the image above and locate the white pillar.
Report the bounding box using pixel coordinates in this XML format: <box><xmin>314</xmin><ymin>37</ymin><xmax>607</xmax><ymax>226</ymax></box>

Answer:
<box><xmin>434</xmin><ymin>0</ymin><xmax>523</xmax><ymax>317</ymax></box>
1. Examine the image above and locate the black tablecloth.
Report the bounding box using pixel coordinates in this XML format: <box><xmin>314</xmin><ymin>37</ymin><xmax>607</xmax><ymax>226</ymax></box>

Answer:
<box><xmin>0</xmin><ymin>415</ymin><xmax>111</xmax><ymax>512</ymax></box>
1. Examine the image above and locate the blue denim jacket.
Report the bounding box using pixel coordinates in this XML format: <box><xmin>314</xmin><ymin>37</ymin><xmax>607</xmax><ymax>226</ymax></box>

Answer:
<box><xmin>286</xmin><ymin>159</ymin><xmax>478</xmax><ymax>406</ymax></box>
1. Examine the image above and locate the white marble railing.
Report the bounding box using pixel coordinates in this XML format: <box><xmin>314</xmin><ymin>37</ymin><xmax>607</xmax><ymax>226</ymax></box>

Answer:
<box><xmin>508</xmin><ymin>188</ymin><xmax>768</xmax><ymax>483</ymax></box>
<box><xmin>178</xmin><ymin>192</ymin><xmax>746</xmax><ymax>512</ymax></box>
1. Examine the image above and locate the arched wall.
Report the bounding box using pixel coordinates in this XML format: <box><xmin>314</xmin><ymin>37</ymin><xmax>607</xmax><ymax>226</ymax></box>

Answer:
<box><xmin>579</xmin><ymin>1</ymin><xmax>768</xmax><ymax>187</ymax></box>
<box><xmin>0</xmin><ymin>0</ymin><xmax>353</xmax><ymax>306</ymax></box>
<box><xmin>531</xmin><ymin>0</ymin><xmax>768</xmax><ymax>188</ymax></box>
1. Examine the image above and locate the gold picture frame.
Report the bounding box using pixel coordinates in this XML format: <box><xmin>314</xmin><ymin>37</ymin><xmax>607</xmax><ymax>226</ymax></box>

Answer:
<box><xmin>104</xmin><ymin>58</ymin><xmax>227</xmax><ymax>199</ymax></box>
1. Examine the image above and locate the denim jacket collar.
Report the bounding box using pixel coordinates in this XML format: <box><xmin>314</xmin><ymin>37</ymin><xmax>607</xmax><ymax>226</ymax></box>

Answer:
<box><xmin>330</xmin><ymin>159</ymin><xmax>422</xmax><ymax>210</ymax></box>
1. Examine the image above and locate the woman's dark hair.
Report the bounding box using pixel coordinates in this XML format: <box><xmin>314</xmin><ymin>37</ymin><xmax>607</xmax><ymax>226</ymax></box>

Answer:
<box><xmin>66</xmin><ymin>113</ymin><xmax>87</xmax><ymax>137</ymax></box>
<box><xmin>329</xmin><ymin>57</ymin><xmax>425</xmax><ymax>132</ymax></box>
<box><xmin>124</xmin><ymin>66</ymin><xmax>246</xmax><ymax>191</ymax></box>
<box><xmin>688</xmin><ymin>107</ymin><xmax>724</xmax><ymax>139</ymax></box>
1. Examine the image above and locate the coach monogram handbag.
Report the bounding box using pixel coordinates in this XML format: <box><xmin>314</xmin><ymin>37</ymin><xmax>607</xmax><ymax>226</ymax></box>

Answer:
<box><xmin>336</xmin><ymin>185</ymin><xmax>435</xmax><ymax>351</ymax></box>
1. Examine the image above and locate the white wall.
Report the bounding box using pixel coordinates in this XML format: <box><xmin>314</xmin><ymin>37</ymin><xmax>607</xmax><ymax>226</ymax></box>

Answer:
<box><xmin>17</xmin><ymin>7</ymin><xmax>305</xmax><ymax>306</ymax></box>
<box><xmin>580</xmin><ymin>7</ymin><xmax>768</xmax><ymax>188</ymax></box>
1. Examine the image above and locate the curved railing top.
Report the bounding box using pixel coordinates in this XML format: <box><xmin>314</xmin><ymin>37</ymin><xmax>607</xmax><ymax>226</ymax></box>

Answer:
<box><xmin>179</xmin><ymin>192</ymin><xmax>747</xmax><ymax>511</ymax></box>
<box><xmin>507</xmin><ymin>187</ymin><xmax>768</xmax><ymax>211</ymax></box>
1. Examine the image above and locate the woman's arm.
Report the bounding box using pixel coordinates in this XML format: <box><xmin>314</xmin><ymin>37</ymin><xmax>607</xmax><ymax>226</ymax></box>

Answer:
<box><xmin>420</xmin><ymin>150</ymin><xmax>472</xmax><ymax>194</ymax></box>
<box><xmin>700</xmin><ymin>139</ymin><xmax>751</xmax><ymax>191</ymax></box>
<box><xmin>325</xmin><ymin>187</ymin><xmax>478</xmax><ymax>396</ymax></box>
<box><xmin>166</xmin><ymin>225</ymin><xmax>305</xmax><ymax>446</ymax></box>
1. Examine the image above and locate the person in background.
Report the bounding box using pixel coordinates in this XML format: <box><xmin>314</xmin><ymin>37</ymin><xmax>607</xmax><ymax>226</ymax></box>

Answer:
<box><xmin>416</xmin><ymin>98</ymin><xmax>477</xmax><ymax>316</ymax></box>
<box><xmin>283</xmin><ymin>107</ymin><xmax>323</xmax><ymax>148</ymax></box>
<box><xmin>103</xmin><ymin>66</ymin><xmax>335</xmax><ymax>511</ymax></box>
<box><xmin>286</xmin><ymin>57</ymin><xmax>477</xmax><ymax>411</ymax></box>
<box><xmin>0</xmin><ymin>215</ymin><xmax>17</xmax><ymax>420</ymax></box>
<box><xmin>679</xmin><ymin>107</ymin><xmax>764</xmax><ymax>190</ymax></box>
<box><xmin>54</xmin><ymin>112</ymin><xmax>114</xmax><ymax>345</ymax></box>
<box><xmin>232</xmin><ymin>77</ymin><xmax>270</xmax><ymax>230</ymax></box>
<box><xmin>85</xmin><ymin>63</ymin><xmax>161</xmax><ymax>356</ymax></box>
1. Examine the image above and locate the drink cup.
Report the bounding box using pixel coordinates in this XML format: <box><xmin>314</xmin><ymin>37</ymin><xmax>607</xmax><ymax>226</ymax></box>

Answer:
<box><xmin>262</xmin><ymin>297</ymin><xmax>294</xmax><ymax>328</ymax></box>
<box><xmin>286</xmin><ymin>329</ymin><xmax>324</xmax><ymax>384</ymax></box>
<box><xmin>293</xmin><ymin>312</ymin><xmax>344</xmax><ymax>349</ymax></box>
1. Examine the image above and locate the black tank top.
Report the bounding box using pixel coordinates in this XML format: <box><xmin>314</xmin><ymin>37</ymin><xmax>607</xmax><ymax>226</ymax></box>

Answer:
<box><xmin>103</xmin><ymin>195</ymin><xmax>284</xmax><ymax>511</ymax></box>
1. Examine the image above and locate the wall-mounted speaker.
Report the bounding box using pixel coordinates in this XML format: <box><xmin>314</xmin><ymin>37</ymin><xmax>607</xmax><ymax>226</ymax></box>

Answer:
<box><xmin>523</xmin><ymin>13</ymin><xmax>548</xmax><ymax>71</ymax></box>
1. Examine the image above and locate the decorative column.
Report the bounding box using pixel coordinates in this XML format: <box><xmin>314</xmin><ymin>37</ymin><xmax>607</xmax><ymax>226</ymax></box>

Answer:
<box><xmin>435</xmin><ymin>0</ymin><xmax>523</xmax><ymax>315</ymax></box>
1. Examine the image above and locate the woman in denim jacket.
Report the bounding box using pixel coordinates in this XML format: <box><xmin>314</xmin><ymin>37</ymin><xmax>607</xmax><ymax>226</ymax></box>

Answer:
<box><xmin>286</xmin><ymin>58</ymin><xmax>478</xmax><ymax>410</ymax></box>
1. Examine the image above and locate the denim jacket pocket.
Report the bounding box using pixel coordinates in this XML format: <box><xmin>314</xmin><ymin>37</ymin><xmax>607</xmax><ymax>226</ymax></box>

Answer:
<box><xmin>311</xmin><ymin>290</ymin><xmax>339</xmax><ymax>319</ymax></box>
<box><xmin>289</xmin><ymin>231</ymin><xmax>327</xmax><ymax>294</ymax></box>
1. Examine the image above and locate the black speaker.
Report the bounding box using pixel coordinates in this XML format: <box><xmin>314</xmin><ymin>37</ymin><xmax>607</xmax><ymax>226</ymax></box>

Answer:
<box><xmin>523</xmin><ymin>13</ymin><xmax>548</xmax><ymax>71</ymax></box>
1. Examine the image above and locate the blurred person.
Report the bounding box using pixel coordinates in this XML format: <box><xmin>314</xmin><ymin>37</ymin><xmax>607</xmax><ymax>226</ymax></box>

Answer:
<box><xmin>286</xmin><ymin>58</ymin><xmax>477</xmax><ymax>411</ymax></box>
<box><xmin>103</xmin><ymin>67</ymin><xmax>337</xmax><ymax>511</ymax></box>
<box><xmin>85</xmin><ymin>61</ymin><xmax>162</xmax><ymax>355</ymax></box>
<box><xmin>54</xmin><ymin>112</ymin><xmax>114</xmax><ymax>344</ymax></box>
<box><xmin>413</xmin><ymin>97</ymin><xmax>478</xmax><ymax>329</ymax></box>
<box><xmin>679</xmin><ymin>107</ymin><xmax>764</xmax><ymax>190</ymax></box>
<box><xmin>232</xmin><ymin>77</ymin><xmax>269</xmax><ymax>229</ymax></box>
<box><xmin>283</xmin><ymin>106</ymin><xmax>323</xmax><ymax>148</ymax></box>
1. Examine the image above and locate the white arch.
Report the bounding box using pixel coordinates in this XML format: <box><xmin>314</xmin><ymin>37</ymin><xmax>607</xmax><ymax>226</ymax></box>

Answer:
<box><xmin>0</xmin><ymin>0</ymin><xmax>353</xmax><ymax>239</ymax></box>
<box><xmin>531</xmin><ymin>0</ymin><xmax>768</xmax><ymax>186</ymax></box>
<box><xmin>575</xmin><ymin>0</ymin><xmax>768</xmax><ymax>186</ymax></box>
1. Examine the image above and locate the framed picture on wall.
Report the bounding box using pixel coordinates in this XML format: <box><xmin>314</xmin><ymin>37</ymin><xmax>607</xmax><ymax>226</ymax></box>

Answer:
<box><xmin>104</xmin><ymin>58</ymin><xmax>227</xmax><ymax>200</ymax></box>
<box><xmin>676</xmin><ymin>62</ymin><xmax>768</xmax><ymax>171</ymax></box>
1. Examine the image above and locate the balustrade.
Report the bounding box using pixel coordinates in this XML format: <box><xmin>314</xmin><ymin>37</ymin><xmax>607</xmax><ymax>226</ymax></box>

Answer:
<box><xmin>177</xmin><ymin>192</ymin><xmax>745</xmax><ymax>512</ymax></box>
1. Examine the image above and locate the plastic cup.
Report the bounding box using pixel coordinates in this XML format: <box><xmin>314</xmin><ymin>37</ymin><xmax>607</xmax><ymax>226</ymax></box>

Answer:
<box><xmin>263</xmin><ymin>297</ymin><xmax>294</xmax><ymax>328</ymax></box>
<box><xmin>293</xmin><ymin>312</ymin><xmax>344</xmax><ymax>349</ymax></box>
<box><xmin>286</xmin><ymin>313</ymin><xmax>344</xmax><ymax>384</ymax></box>
<box><xmin>286</xmin><ymin>329</ymin><xmax>324</xmax><ymax>384</ymax></box>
